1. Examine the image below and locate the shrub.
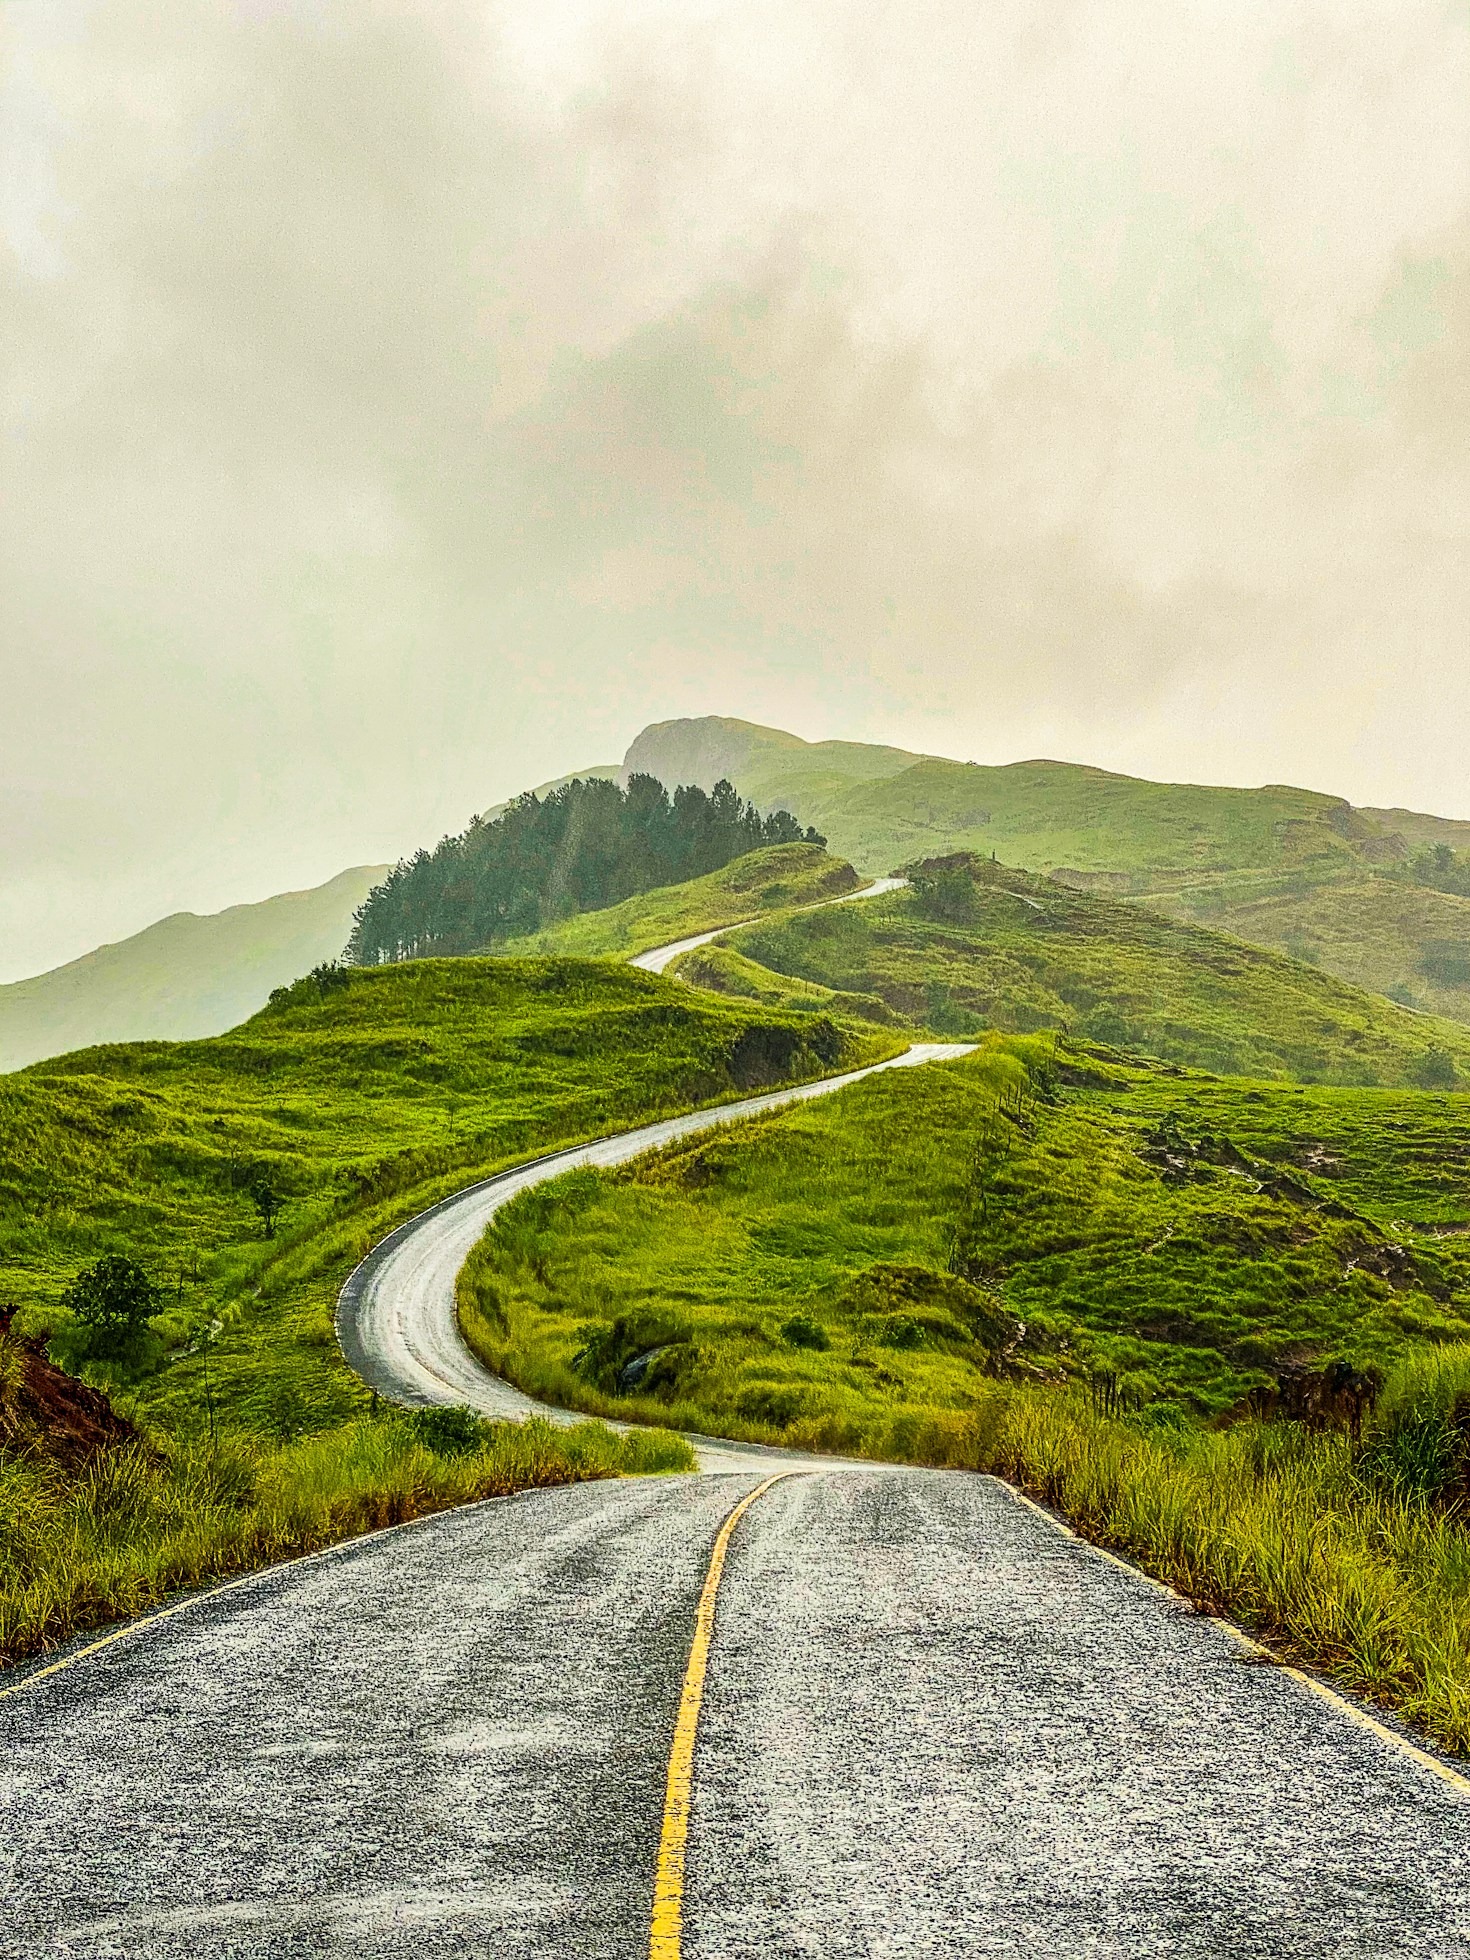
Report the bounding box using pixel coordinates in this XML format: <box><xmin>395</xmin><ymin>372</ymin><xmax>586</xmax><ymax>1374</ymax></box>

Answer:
<box><xmin>409</xmin><ymin>1404</ymin><xmax>489</xmax><ymax>1456</ymax></box>
<box><xmin>779</xmin><ymin>1313</ymin><xmax>830</xmax><ymax>1351</ymax></box>
<box><xmin>61</xmin><ymin>1256</ymin><xmax>157</xmax><ymax>1361</ymax></box>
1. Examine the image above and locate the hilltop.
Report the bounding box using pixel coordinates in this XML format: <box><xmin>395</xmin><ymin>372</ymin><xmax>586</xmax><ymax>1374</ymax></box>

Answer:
<box><xmin>626</xmin><ymin>718</ymin><xmax>1470</xmax><ymax>1025</ymax></box>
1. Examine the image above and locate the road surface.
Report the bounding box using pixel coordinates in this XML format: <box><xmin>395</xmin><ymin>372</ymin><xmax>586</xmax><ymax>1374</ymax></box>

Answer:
<box><xmin>3</xmin><ymin>1470</ymin><xmax>1467</xmax><ymax>1958</ymax></box>
<box><xmin>629</xmin><ymin>875</ymin><xmax>907</xmax><ymax>974</ymax></box>
<box><xmin>336</xmin><ymin>1039</ymin><xmax>973</xmax><ymax>1470</ymax></box>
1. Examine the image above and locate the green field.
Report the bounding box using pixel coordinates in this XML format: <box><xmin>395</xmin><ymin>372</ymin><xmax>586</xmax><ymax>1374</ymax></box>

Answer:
<box><xmin>495</xmin><ymin>842</ymin><xmax>860</xmax><ymax>959</ymax></box>
<box><xmin>0</xmin><ymin>959</ymin><xmax>891</xmax><ymax>1662</ymax></box>
<box><xmin>716</xmin><ymin>856</ymin><xmax>1470</xmax><ymax>1086</ymax></box>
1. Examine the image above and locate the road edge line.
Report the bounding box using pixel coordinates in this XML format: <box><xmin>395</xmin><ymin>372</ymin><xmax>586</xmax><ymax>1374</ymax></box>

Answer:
<box><xmin>999</xmin><ymin>1480</ymin><xmax>1470</xmax><ymax>1798</ymax></box>
<box><xmin>649</xmin><ymin>1471</ymin><xmax>794</xmax><ymax>1958</ymax></box>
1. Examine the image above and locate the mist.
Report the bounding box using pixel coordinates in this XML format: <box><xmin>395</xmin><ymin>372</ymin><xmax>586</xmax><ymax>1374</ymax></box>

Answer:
<box><xmin>3</xmin><ymin>0</ymin><xmax>1468</xmax><ymax>980</ymax></box>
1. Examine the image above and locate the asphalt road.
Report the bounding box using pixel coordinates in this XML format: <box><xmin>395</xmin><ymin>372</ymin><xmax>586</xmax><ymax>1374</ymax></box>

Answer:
<box><xmin>4</xmin><ymin>1470</ymin><xmax>1467</xmax><ymax>1958</ymax></box>
<box><xmin>629</xmin><ymin>876</ymin><xmax>908</xmax><ymax>974</ymax></box>
<box><xmin>335</xmin><ymin>1038</ymin><xmax>973</xmax><ymax>1470</ymax></box>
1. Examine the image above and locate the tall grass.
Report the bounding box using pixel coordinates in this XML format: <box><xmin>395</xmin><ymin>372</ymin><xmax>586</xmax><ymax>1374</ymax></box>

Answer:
<box><xmin>0</xmin><ymin>1415</ymin><xmax>692</xmax><ymax>1669</ymax></box>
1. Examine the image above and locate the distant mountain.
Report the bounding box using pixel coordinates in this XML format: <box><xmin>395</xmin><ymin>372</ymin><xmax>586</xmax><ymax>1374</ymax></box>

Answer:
<box><xmin>13</xmin><ymin>715</ymin><xmax>1470</xmax><ymax>1073</ymax></box>
<box><xmin>0</xmin><ymin>867</ymin><xmax>385</xmax><ymax>1073</ymax></box>
<box><xmin>621</xmin><ymin>717</ymin><xmax>1470</xmax><ymax>1024</ymax></box>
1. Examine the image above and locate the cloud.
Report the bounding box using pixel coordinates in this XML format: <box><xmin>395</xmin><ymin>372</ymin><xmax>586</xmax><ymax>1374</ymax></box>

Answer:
<box><xmin>2</xmin><ymin>0</ymin><xmax>1468</xmax><ymax>975</ymax></box>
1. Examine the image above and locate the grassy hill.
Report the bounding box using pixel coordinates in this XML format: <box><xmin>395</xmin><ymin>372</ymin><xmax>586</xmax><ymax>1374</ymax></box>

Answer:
<box><xmin>624</xmin><ymin>717</ymin><xmax>1470</xmax><ymax>1027</ymax></box>
<box><xmin>0</xmin><ymin>959</ymin><xmax>883</xmax><ymax>1662</ymax></box>
<box><xmin>0</xmin><ymin>866</ymin><xmax>386</xmax><ymax>1074</ymax></box>
<box><xmin>461</xmin><ymin>1035</ymin><xmax>1470</xmax><ymax>1437</ymax></box>
<box><xmin>1153</xmin><ymin>873</ymin><xmax>1470</xmax><ymax>1022</ymax></box>
<box><xmin>494</xmin><ymin>843</ymin><xmax>861</xmax><ymax>959</ymax></box>
<box><xmin>708</xmin><ymin>854</ymin><xmax>1470</xmax><ymax>1087</ymax></box>
<box><xmin>622</xmin><ymin>716</ymin><xmax>1409</xmax><ymax>880</ymax></box>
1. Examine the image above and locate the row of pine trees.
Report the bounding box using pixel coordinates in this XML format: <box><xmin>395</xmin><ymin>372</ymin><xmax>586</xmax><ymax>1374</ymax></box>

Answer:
<box><xmin>346</xmin><ymin>773</ymin><xmax>822</xmax><ymax>964</ymax></box>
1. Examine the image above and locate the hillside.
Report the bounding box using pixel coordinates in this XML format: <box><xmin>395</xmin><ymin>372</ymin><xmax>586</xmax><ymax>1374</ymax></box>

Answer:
<box><xmin>706</xmin><ymin>854</ymin><xmax>1470</xmax><ymax>1087</ymax></box>
<box><xmin>626</xmin><ymin>717</ymin><xmax>1470</xmax><ymax>1026</ymax></box>
<box><xmin>0</xmin><ymin>866</ymin><xmax>385</xmax><ymax>1075</ymax></box>
<box><xmin>495</xmin><ymin>843</ymin><xmax>860</xmax><ymax>959</ymax></box>
<box><xmin>624</xmin><ymin>717</ymin><xmax>1410</xmax><ymax>883</ymax></box>
<box><xmin>0</xmin><ymin>958</ymin><xmax>877</xmax><ymax>1660</ymax></box>
<box><xmin>1155</xmin><ymin>874</ymin><xmax>1470</xmax><ymax>1022</ymax></box>
<box><xmin>462</xmin><ymin>1035</ymin><xmax>1470</xmax><ymax>1433</ymax></box>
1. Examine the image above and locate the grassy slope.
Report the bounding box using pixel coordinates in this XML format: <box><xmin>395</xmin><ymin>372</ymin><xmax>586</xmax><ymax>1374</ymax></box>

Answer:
<box><xmin>3</xmin><ymin>958</ymin><xmax>889</xmax><ymax>1399</ymax></box>
<box><xmin>459</xmin><ymin>1037</ymin><xmax>1470</xmax><ymax>1436</ymax></box>
<box><xmin>460</xmin><ymin>1036</ymin><xmax>1470</xmax><ymax>1753</ymax></box>
<box><xmin>0</xmin><ymin>865</ymin><xmax>386</xmax><ymax>1074</ymax></box>
<box><xmin>1154</xmin><ymin>874</ymin><xmax>1470</xmax><ymax>1022</ymax></box>
<box><xmin>493</xmin><ymin>843</ymin><xmax>860</xmax><ymax>959</ymax></box>
<box><xmin>0</xmin><ymin>959</ymin><xmax>892</xmax><ymax>1661</ymax></box>
<box><xmin>717</xmin><ymin>862</ymin><xmax>1470</xmax><ymax>1086</ymax></box>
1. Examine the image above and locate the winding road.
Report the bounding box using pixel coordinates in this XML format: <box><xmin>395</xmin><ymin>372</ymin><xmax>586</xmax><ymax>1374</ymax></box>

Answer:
<box><xmin>4</xmin><ymin>897</ymin><xmax>1469</xmax><ymax>1957</ymax></box>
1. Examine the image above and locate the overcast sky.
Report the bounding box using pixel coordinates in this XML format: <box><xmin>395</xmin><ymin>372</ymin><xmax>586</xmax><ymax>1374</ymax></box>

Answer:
<box><xmin>3</xmin><ymin>1</ymin><xmax>1468</xmax><ymax>981</ymax></box>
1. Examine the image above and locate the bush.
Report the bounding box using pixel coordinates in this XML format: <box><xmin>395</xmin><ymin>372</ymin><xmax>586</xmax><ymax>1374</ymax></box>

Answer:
<box><xmin>1416</xmin><ymin>1045</ymin><xmax>1461</xmax><ymax>1091</ymax></box>
<box><xmin>409</xmin><ymin>1404</ymin><xmax>490</xmax><ymax>1456</ymax></box>
<box><xmin>61</xmin><ymin>1256</ymin><xmax>157</xmax><ymax>1361</ymax></box>
<box><xmin>572</xmin><ymin>1311</ymin><xmax>693</xmax><ymax>1398</ymax></box>
<box><xmin>780</xmin><ymin>1313</ymin><xmax>830</xmax><ymax>1351</ymax></box>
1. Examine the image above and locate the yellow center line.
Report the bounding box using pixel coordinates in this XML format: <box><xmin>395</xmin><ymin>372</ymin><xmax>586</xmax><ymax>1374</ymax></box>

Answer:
<box><xmin>649</xmin><ymin>1471</ymin><xmax>794</xmax><ymax>1959</ymax></box>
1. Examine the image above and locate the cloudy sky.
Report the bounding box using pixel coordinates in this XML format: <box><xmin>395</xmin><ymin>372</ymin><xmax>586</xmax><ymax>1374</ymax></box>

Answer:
<box><xmin>3</xmin><ymin>0</ymin><xmax>1468</xmax><ymax>980</ymax></box>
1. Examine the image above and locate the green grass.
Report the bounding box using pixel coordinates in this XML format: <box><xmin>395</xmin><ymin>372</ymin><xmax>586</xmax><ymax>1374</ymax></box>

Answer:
<box><xmin>720</xmin><ymin>859</ymin><xmax>1470</xmax><ymax>1086</ymax></box>
<box><xmin>493</xmin><ymin>843</ymin><xmax>861</xmax><ymax>959</ymax></box>
<box><xmin>0</xmin><ymin>956</ymin><xmax>888</xmax><ymax>1664</ymax></box>
<box><xmin>457</xmin><ymin>1037</ymin><xmax>1470</xmax><ymax>1434</ymax></box>
<box><xmin>458</xmin><ymin>1033</ymin><xmax>1470</xmax><ymax>1753</ymax></box>
<box><xmin>0</xmin><ymin>1406</ymin><xmax>690</xmax><ymax>1665</ymax></box>
<box><xmin>1153</xmin><ymin>873</ymin><xmax>1470</xmax><ymax>1026</ymax></box>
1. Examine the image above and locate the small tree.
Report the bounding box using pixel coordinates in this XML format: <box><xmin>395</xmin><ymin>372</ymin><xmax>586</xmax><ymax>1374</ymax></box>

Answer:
<box><xmin>246</xmin><ymin>1166</ymin><xmax>284</xmax><ymax>1238</ymax></box>
<box><xmin>1417</xmin><ymin>1046</ymin><xmax>1460</xmax><ymax>1092</ymax></box>
<box><xmin>63</xmin><ymin>1255</ymin><xmax>156</xmax><ymax>1357</ymax></box>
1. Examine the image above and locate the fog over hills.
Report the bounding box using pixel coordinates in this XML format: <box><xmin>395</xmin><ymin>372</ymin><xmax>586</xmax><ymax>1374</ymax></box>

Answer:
<box><xmin>8</xmin><ymin>714</ymin><xmax>1470</xmax><ymax>1072</ymax></box>
<box><xmin>0</xmin><ymin>866</ymin><xmax>384</xmax><ymax>1074</ymax></box>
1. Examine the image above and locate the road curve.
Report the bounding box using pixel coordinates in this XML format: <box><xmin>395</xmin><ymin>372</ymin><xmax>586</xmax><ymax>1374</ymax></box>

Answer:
<box><xmin>629</xmin><ymin>874</ymin><xmax>907</xmax><ymax>974</ymax></box>
<box><xmin>4</xmin><ymin>1470</ymin><xmax>1467</xmax><ymax>1957</ymax></box>
<box><xmin>335</xmin><ymin>1040</ymin><xmax>973</xmax><ymax>1470</ymax></box>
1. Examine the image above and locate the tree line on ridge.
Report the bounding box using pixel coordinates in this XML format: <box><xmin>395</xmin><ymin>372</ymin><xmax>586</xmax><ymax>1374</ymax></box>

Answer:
<box><xmin>346</xmin><ymin>773</ymin><xmax>823</xmax><ymax>964</ymax></box>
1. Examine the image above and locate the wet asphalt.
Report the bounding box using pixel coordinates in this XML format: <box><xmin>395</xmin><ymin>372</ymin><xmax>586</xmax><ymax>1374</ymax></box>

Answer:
<box><xmin>3</xmin><ymin>1468</ymin><xmax>1468</xmax><ymax>1958</ymax></box>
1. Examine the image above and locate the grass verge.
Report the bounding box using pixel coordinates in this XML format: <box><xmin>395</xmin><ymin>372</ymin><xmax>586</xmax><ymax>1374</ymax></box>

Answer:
<box><xmin>969</xmin><ymin>1382</ymin><xmax>1470</xmax><ymax>1759</ymax></box>
<box><xmin>0</xmin><ymin>1412</ymin><xmax>692</xmax><ymax>1669</ymax></box>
